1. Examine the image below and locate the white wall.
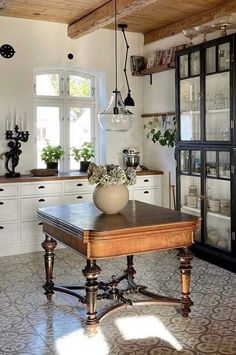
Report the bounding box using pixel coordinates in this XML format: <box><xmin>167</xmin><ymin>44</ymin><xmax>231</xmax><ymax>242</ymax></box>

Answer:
<box><xmin>0</xmin><ymin>17</ymin><xmax>144</xmax><ymax>174</ymax></box>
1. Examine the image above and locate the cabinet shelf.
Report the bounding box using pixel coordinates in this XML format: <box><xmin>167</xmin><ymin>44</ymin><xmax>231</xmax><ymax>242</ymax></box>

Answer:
<box><xmin>181</xmin><ymin>205</ymin><xmax>230</xmax><ymax>220</ymax></box>
<box><xmin>181</xmin><ymin>111</ymin><xmax>200</xmax><ymax>115</ymax></box>
<box><xmin>206</xmin><ymin>109</ymin><xmax>230</xmax><ymax>113</ymax></box>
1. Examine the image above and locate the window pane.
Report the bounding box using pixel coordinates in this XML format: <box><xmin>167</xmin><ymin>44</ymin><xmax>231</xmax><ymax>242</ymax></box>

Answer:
<box><xmin>35</xmin><ymin>74</ymin><xmax>60</xmax><ymax>96</ymax></box>
<box><xmin>218</xmin><ymin>43</ymin><xmax>230</xmax><ymax>71</ymax></box>
<box><xmin>36</xmin><ymin>106</ymin><xmax>60</xmax><ymax>168</ymax></box>
<box><xmin>69</xmin><ymin>107</ymin><xmax>92</xmax><ymax>169</ymax></box>
<box><xmin>179</xmin><ymin>54</ymin><xmax>188</xmax><ymax>78</ymax></box>
<box><xmin>190</xmin><ymin>51</ymin><xmax>200</xmax><ymax>76</ymax></box>
<box><xmin>69</xmin><ymin>75</ymin><xmax>92</xmax><ymax>97</ymax></box>
<box><xmin>219</xmin><ymin>152</ymin><xmax>230</xmax><ymax>179</ymax></box>
<box><xmin>191</xmin><ymin>150</ymin><xmax>201</xmax><ymax>175</ymax></box>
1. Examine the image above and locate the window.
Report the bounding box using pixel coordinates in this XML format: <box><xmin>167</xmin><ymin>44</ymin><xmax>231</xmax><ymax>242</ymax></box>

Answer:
<box><xmin>34</xmin><ymin>69</ymin><xmax>96</xmax><ymax>171</ymax></box>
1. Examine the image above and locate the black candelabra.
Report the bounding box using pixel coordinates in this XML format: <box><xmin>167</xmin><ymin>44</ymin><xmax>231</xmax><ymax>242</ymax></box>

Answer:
<box><xmin>5</xmin><ymin>125</ymin><xmax>29</xmax><ymax>178</ymax></box>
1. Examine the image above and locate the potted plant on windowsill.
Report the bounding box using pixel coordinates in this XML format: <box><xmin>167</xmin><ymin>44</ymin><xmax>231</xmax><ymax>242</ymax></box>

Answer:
<box><xmin>72</xmin><ymin>142</ymin><xmax>95</xmax><ymax>172</ymax></box>
<box><xmin>41</xmin><ymin>144</ymin><xmax>64</xmax><ymax>170</ymax></box>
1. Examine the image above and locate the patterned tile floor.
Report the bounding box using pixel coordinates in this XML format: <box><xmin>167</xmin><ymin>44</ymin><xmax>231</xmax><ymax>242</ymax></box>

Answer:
<box><xmin>0</xmin><ymin>248</ymin><xmax>235</xmax><ymax>355</ymax></box>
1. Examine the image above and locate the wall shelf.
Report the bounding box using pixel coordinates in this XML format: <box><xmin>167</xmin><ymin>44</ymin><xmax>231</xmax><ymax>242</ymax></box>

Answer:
<box><xmin>132</xmin><ymin>62</ymin><xmax>175</xmax><ymax>84</ymax></box>
<box><xmin>141</xmin><ymin>111</ymin><xmax>175</xmax><ymax>118</ymax></box>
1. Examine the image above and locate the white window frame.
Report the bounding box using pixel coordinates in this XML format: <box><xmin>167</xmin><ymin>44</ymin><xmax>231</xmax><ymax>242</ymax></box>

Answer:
<box><xmin>33</xmin><ymin>69</ymin><xmax>97</xmax><ymax>171</ymax></box>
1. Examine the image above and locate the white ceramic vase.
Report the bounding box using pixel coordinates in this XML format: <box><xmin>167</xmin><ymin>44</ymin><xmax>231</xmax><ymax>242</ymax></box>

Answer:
<box><xmin>93</xmin><ymin>184</ymin><xmax>129</xmax><ymax>214</ymax></box>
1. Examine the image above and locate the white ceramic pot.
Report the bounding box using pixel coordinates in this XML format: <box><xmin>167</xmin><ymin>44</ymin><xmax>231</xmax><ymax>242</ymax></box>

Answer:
<box><xmin>93</xmin><ymin>184</ymin><xmax>129</xmax><ymax>214</ymax></box>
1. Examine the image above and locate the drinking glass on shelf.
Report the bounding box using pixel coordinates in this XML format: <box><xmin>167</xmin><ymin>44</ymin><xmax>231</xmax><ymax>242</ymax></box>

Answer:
<box><xmin>194</xmin><ymin>25</ymin><xmax>213</xmax><ymax>42</ymax></box>
<box><xmin>183</xmin><ymin>28</ymin><xmax>198</xmax><ymax>46</ymax></box>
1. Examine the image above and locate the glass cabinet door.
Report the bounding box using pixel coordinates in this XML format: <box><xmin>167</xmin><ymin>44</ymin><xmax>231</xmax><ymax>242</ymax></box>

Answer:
<box><xmin>205</xmin><ymin>150</ymin><xmax>231</xmax><ymax>251</ymax></box>
<box><xmin>205</xmin><ymin>72</ymin><xmax>230</xmax><ymax>141</ymax></box>
<box><xmin>180</xmin><ymin>78</ymin><xmax>201</xmax><ymax>140</ymax></box>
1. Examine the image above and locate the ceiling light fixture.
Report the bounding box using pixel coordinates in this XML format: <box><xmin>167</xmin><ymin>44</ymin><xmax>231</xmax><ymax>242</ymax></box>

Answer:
<box><xmin>119</xmin><ymin>23</ymin><xmax>135</xmax><ymax>106</ymax></box>
<box><xmin>98</xmin><ymin>0</ymin><xmax>134</xmax><ymax>132</ymax></box>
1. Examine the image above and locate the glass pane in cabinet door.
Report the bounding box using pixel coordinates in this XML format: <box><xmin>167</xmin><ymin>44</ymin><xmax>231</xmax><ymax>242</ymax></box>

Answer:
<box><xmin>191</xmin><ymin>150</ymin><xmax>201</xmax><ymax>175</ymax></box>
<box><xmin>206</xmin><ymin>46</ymin><xmax>216</xmax><ymax>73</ymax></box>
<box><xmin>180</xmin><ymin>150</ymin><xmax>190</xmax><ymax>173</ymax></box>
<box><xmin>219</xmin><ymin>151</ymin><xmax>231</xmax><ymax>179</ymax></box>
<box><xmin>218</xmin><ymin>43</ymin><xmax>230</xmax><ymax>71</ymax></box>
<box><xmin>179</xmin><ymin>54</ymin><xmax>188</xmax><ymax>78</ymax></box>
<box><xmin>190</xmin><ymin>51</ymin><xmax>200</xmax><ymax>76</ymax></box>
<box><xmin>180</xmin><ymin>78</ymin><xmax>200</xmax><ymax>140</ymax></box>
<box><xmin>180</xmin><ymin>175</ymin><xmax>201</xmax><ymax>241</ymax></box>
<box><xmin>206</xmin><ymin>151</ymin><xmax>216</xmax><ymax>177</ymax></box>
<box><xmin>206</xmin><ymin>178</ymin><xmax>231</xmax><ymax>251</ymax></box>
<box><xmin>205</xmin><ymin>72</ymin><xmax>230</xmax><ymax>141</ymax></box>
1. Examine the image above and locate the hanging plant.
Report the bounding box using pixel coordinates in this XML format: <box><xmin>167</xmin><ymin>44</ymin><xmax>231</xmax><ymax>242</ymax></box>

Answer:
<box><xmin>144</xmin><ymin>115</ymin><xmax>176</xmax><ymax>148</ymax></box>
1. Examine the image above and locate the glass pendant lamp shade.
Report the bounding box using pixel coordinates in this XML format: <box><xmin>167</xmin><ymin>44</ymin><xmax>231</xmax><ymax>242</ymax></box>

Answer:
<box><xmin>99</xmin><ymin>90</ymin><xmax>134</xmax><ymax>132</ymax></box>
<box><xmin>213</xmin><ymin>9</ymin><xmax>232</xmax><ymax>27</ymax></box>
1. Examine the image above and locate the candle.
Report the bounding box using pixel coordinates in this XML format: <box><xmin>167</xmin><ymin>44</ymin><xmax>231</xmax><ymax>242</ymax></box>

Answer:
<box><xmin>13</xmin><ymin>108</ymin><xmax>17</xmax><ymax>127</ymax></box>
<box><xmin>6</xmin><ymin>119</ymin><xmax>9</xmax><ymax>131</ymax></box>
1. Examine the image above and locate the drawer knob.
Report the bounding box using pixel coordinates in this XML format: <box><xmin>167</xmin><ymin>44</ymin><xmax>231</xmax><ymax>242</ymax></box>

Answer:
<box><xmin>38</xmin><ymin>199</ymin><xmax>45</xmax><ymax>202</ymax></box>
<box><xmin>0</xmin><ymin>226</ymin><xmax>4</xmax><ymax>229</ymax></box>
<box><xmin>38</xmin><ymin>222</ymin><xmax>43</xmax><ymax>225</ymax></box>
<box><xmin>144</xmin><ymin>179</ymin><xmax>149</xmax><ymax>182</ymax></box>
<box><xmin>0</xmin><ymin>188</ymin><xmax>4</xmax><ymax>191</ymax></box>
<box><xmin>77</xmin><ymin>196</ymin><xmax>83</xmax><ymax>199</ymax></box>
<box><xmin>77</xmin><ymin>183</ymin><xmax>83</xmax><ymax>187</ymax></box>
<box><xmin>144</xmin><ymin>191</ymin><xmax>149</xmax><ymax>194</ymax></box>
<box><xmin>0</xmin><ymin>202</ymin><xmax>4</xmax><ymax>205</ymax></box>
<box><xmin>38</xmin><ymin>186</ymin><xmax>45</xmax><ymax>189</ymax></box>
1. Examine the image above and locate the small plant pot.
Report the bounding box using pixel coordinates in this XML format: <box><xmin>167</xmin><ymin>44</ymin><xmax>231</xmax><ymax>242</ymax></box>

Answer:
<box><xmin>80</xmin><ymin>161</ymin><xmax>90</xmax><ymax>172</ymax></box>
<box><xmin>46</xmin><ymin>162</ymin><xmax>58</xmax><ymax>170</ymax></box>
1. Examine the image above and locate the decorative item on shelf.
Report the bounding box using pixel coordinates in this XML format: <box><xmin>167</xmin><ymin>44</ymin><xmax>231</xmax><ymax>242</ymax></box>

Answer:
<box><xmin>41</xmin><ymin>144</ymin><xmax>64</xmax><ymax>171</ymax></box>
<box><xmin>143</xmin><ymin>112</ymin><xmax>176</xmax><ymax>147</ymax></box>
<box><xmin>194</xmin><ymin>25</ymin><xmax>214</xmax><ymax>42</ymax></box>
<box><xmin>4</xmin><ymin>123</ymin><xmax>29</xmax><ymax>178</ymax></box>
<box><xmin>71</xmin><ymin>142</ymin><xmax>95</xmax><ymax>172</ymax></box>
<box><xmin>182</xmin><ymin>28</ymin><xmax>198</xmax><ymax>46</ymax></box>
<box><xmin>119</xmin><ymin>24</ymin><xmax>135</xmax><ymax>106</ymax></box>
<box><xmin>98</xmin><ymin>0</ymin><xmax>134</xmax><ymax>132</ymax></box>
<box><xmin>130</xmin><ymin>56</ymin><xmax>146</xmax><ymax>74</ymax></box>
<box><xmin>87</xmin><ymin>163</ymin><xmax>136</xmax><ymax>214</ymax></box>
<box><xmin>212</xmin><ymin>9</ymin><xmax>233</xmax><ymax>36</ymax></box>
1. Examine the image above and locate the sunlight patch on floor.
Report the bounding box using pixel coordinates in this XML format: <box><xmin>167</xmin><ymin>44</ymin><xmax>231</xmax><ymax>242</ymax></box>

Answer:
<box><xmin>55</xmin><ymin>327</ymin><xmax>110</xmax><ymax>355</ymax></box>
<box><xmin>115</xmin><ymin>315</ymin><xmax>183</xmax><ymax>351</ymax></box>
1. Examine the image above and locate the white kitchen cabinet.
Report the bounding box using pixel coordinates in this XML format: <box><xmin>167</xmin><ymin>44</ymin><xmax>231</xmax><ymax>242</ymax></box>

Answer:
<box><xmin>0</xmin><ymin>172</ymin><xmax>162</xmax><ymax>256</ymax></box>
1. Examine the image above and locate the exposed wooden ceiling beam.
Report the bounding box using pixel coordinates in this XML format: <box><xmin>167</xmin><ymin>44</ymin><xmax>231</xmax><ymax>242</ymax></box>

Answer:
<box><xmin>68</xmin><ymin>0</ymin><xmax>158</xmax><ymax>39</ymax></box>
<box><xmin>0</xmin><ymin>0</ymin><xmax>13</xmax><ymax>10</ymax></box>
<box><xmin>144</xmin><ymin>0</ymin><xmax>236</xmax><ymax>44</ymax></box>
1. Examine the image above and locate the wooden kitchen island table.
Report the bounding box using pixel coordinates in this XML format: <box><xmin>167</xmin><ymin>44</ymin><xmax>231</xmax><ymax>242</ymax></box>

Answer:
<box><xmin>37</xmin><ymin>200</ymin><xmax>200</xmax><ymax>329</ymax></box>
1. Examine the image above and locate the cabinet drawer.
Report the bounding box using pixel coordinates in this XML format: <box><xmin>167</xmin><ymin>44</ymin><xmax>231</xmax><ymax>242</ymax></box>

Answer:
<box><xmin>21</xmin><ymin>182</ymin><xmax>62</xmax><ymax>196</ymax></box>
<box><xmin>134</xmin><ymin>188</ymin><xmax>161</xmax><ymax>206</ymax></box>
<box><xmin>64</xmin><ymin>193</ymin><xmax>93</xmax><ymax>204</ymax></box>
<box><xmin>21</xmin><ymin>221</ymin><xmax>44</xmax><ymax>244</ymax></box>
<box><xmin>0</xmin><ymin>222</ymin><xmax>18</xmax><ymax>245</ymax></box>
<box><xmin>0</xmin><ymin>199</ymin><xmax>18</xmax><ymax>221</ymax></box>
<box><xmin>135</xmin><ymin>176</ymin><xmax>160</xmax><ymax>188</ymax></box>
<box><xmin>64</xmin><ymin>180</ymin><xmax>94</xmax><ymax>193</ymax></box>
<box><xmin>21</xmin><ymin>195</ymin><xmax>61</xmax><ymax>221</ymax></box>
<box><xmin>0</xmin><ymin>184</ymin><xmax>18</xmax><ymax>197</ymax></box>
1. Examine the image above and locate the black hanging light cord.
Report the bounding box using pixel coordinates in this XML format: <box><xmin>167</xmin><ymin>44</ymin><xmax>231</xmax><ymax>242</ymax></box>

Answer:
<box><xmin>113</xmin><ymin>0</ymin><xmax>118</xmax><ymax>114</ymax></box>
<box><xmin>119</xmin><ymin>24</ymin><xmax>135</xmax><ymax>106</ymax></box>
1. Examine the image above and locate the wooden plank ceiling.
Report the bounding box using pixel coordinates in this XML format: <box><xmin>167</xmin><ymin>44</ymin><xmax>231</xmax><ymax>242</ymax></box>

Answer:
<box><xmin>0</xmin><ymin>0</ymin><xmax>235</xmax><ymax>44</ymax></box>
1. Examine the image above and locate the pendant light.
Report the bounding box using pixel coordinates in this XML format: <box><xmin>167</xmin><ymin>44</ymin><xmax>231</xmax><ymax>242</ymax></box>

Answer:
<box><xmin>119</xmin><ymin>24</ymin><xmax>135</xmax><ymax>106</ymax></box>
<box><xmin>99</xmin><ymin>0</ymin><xmax>134</xmax><ymax>132</ymax></box>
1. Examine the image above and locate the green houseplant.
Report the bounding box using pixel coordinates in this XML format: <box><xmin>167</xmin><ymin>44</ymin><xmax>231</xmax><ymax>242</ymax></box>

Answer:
<box><xmin>41</xmin><ymin>144</ymin><xmax>64</xmax><ymax>170</ymax></box>
<box><xmin>72</xmin><ymin>142</ymin><xmax>95</xmax><ymax>172</ymax></box>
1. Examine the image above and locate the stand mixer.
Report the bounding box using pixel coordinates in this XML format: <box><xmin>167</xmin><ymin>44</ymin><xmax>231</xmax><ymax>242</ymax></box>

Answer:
<box><xmin>123</xmin><ymin>147</ymin><xmax>142</xmax><ymax>170</ymax></box>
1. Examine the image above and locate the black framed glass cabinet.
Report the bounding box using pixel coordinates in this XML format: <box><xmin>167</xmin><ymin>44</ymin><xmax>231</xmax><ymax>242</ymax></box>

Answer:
<box><xmin>176</xmin><ymin>34</ymin><xmax>236</xmax><ymax>272</ymax></box>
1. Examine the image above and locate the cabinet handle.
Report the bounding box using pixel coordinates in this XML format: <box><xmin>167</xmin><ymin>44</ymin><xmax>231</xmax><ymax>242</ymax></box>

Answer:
<box><xmin>144</xmin><ymin>191</ymin><xmax>149</xmax><ymax>194</ymax></box>
<box><xmin>144</xmin><ymin>179</ymin><xmax>149</xmax><ymax>182</ymax></box>
<box><xmin>38</xmin><ymin>222</ymin><xmax>43</xmax><ymax>225</ymax></box>
<box><xmin>38</xmin><ymin>185</ymin><xmax>45</xmax><ymax>189</ymax></box>
<box><xmin>0</xmin><ymin>202</ymin><xmax>4</xmax><ymax>205</ymax></box>
<box><xmin>0</xmin><ymin>226</ymin><xmax>4</xmax><ymax>229</ymax></box>
<box><xmin>0</xmin><ymin>188</ymin><xmax>4</xmax><ymax>191</ymax></box>
<box><xmin>77</xmin><ymin>183</ymin><xmax>83</xmax><ymax>186</ymax></box>
<box><xmin>77</xmin><ymin>196</ymin><xmax>83</xmax><ymax>199</ymax></box>
<box><xmin>38</xmin><ymin>199</ymin><xmax>45</xmax><ymax>202</ymax></box>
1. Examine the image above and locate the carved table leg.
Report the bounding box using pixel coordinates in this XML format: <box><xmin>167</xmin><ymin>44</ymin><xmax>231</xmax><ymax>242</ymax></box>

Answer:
<box><xmin>41</xmin><ymin>235</ymin><xmax>57</xmax><ymax>301</ymax></box>
<box><xmin>177</xmin><ymin>247</ymin><xmax>193</xmax><ymax>317</ymax></box>
<box><xmin>82</xmin><ymin>260</ymin><xmax>101</xmax><ymax>326</ymax></box>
